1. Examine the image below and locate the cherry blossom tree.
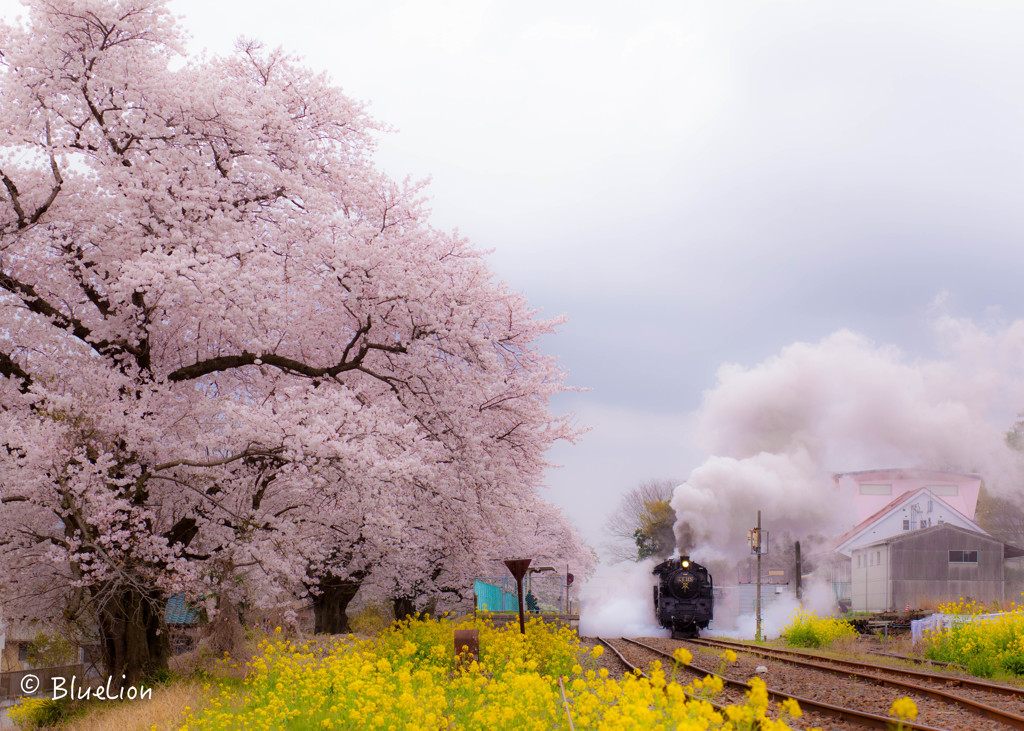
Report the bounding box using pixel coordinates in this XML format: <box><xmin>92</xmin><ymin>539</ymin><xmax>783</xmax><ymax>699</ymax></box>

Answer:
<box><xmin>297</xmin><ymin>463</ymin><xmax>594</xmax><ymax>632</ymax></box>
<box><xmin>0</xmin><ymin>0</ymin><xmax>582</xmax><ymax>685</ymax></box>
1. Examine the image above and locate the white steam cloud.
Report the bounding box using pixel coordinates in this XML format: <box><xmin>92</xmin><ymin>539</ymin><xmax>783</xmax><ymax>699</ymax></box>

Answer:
<box><xmin>674</xmin><ymin>314</ymin><xmax>1024</xmax><ymax>563</ymax></box>
<box><xmin>578</xmin><ymin>559</ymin><xmax>670</xmax><ymax>638</ymax></box>
<box><xmin>708</xmin><ymin>578</ymin><xmax>838</xmax><ymax>639</ymax></box>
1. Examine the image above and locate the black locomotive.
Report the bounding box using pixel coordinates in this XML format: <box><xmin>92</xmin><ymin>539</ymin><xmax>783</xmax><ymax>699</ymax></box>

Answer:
<box><xmin>652</xmin><ymin>556</ymin><xmax>714</xmax><ymax>638</ymax></box>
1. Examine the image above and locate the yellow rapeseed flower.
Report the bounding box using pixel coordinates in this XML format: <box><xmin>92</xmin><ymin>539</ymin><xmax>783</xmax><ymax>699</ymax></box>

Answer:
<box><xmin>890</xmin><ymin>697</ymin><xmax>918</xmax><ymax>721</ymax></box>
<box><xmin>183</xmin><ymin>613</ymin><xmax>799</xmax><ymax>730</ymax></box>
<box><xmin>673</xmin><ymin>647</ymin><xmax>693</xmax><ymax>665</ymax></box>
<box><xmin>780</xmin><ymin>697</ymin><xmax>802</xmax><ymax>718</ymax></box>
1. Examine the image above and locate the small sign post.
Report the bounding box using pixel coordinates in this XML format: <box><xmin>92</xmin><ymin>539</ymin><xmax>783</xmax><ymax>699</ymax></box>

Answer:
<box><xmin>504</xmin><ymin>558</ymin><xmax>533</xmax><ymax>634</ymax></box>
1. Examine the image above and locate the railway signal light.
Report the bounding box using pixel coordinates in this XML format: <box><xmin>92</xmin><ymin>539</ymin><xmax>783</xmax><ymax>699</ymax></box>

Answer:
<box><xmin>566</xmin><ymin>572</ymin><xmax>574</xmax><ymax>587</ymax></box>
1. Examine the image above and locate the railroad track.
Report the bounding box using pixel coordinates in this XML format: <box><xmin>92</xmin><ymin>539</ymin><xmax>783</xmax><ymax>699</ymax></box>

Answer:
<box><xmin>868</xmin><ymin>650</ymin><xmax>967</xmax><ymax>672</ymax></box>
<box><xmin>599</xmin><ymin>636</ymin><xmax>945</xmax><ymax>729</ymax></box>
<box><xmin>596</xmin><ymin>637</ymin><xmax>734</xmax><ymax>716</ymax></box>
<box><xmin>682</xmin><ymin>636</ymin><xmax>1024</xmax><ymax>729</ymax></box>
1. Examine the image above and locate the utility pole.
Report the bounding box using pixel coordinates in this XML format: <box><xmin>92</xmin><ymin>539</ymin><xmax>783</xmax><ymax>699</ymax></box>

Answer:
<box><xmin>795</xmin><ymin>540</ymin><xmax>802</xmax><ymax>603</ymax></box>
<box><xmin>755</xmin><ymin>510</ymin><xmax>762</xmax><ymax>642</ymax></box>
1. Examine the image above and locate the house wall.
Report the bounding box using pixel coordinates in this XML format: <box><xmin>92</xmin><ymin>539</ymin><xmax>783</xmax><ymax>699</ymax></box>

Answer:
<box><xmin>836</xmin><ymin>470</ymin><xmax>981</xmax><ymax>524</ymax></box>
<box><xmin>1</xmin><ymin>641</ymin><xmax>27</xmax><ymax>672</ymax></box>
<box><xmin>852</xmin><ymin>544</ymin><xmax>891</xmax><ymax>611</ymax></box>
<box><xmin>829</xmin><ymin>555</ymin><xmax>852</xmax><ymax>604</ymax></box>
<box><xmin>889</xmin><ymin>528</ymin><xmax>1004</xmax><ymax>608</ymax></box>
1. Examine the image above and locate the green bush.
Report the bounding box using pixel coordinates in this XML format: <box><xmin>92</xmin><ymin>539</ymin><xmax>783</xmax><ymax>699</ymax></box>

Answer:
<box><xmin>25</xmin><ymin>631</ymin><xmax>75</xmax><ymax>667</ymax></box>
<box><xmin>1000</xmin><ymin>654</ymin><xmax>1024</xmax><ymax>676</ymax></box>
<box><xmin>348</xmin><ymin>601</ymin><xmax>394</xmax><ymax>636</ymax></box>
<box><xmin>780</xmin><ymin>609</ymin><xmax>857</xmax><ymax>649</ymax></box>
<box><xmin>7</xmin><ymin>697</ymin><xmax>75</xmax><ymax>729</ymax></box>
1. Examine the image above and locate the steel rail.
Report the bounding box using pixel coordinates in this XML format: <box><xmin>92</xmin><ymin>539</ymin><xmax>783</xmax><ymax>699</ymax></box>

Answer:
<box><xmin>688</xmin><ymin>637</ymin><xmax>1024</xmax><ymax>729</ymax></box>
<box><xmin>595</xmin><ymin>637</ymin><xmax>649</xmax><ymax>679</ymax></box>
<box><xmin>622</xmin><ymin>637</ymin><xmax>948</xmax><ymax>731</ymax></box>
<box><xmin>596</xmin><ymin>637</ymin><xmax>729</xmax><ymax>714</ymax></box>
<box><xmin>694</xmin><ymin>637</ymin><xmax>1024</xmax><ymax>699</ymax></box>
<box><xmin>868</xmin><ymin>650</ymin><xmax>967</xmax><ymax>672</ymax></box>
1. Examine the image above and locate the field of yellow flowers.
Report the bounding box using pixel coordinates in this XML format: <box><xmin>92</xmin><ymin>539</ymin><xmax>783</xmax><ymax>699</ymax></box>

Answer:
<box><xmin>921</xmin><ymin>599</ymin><xmax>1024</xmax><ymax>678</ymax></box>
<box><xmin>779</xmin><ymin>608</ymin><xmax>857</xmax><ymax>649</ymax></box>
<box><xmin>173</xmin><ymin>615</ymin><xmax>799</xmax><ymax>730</ymax></box>
<box><xmin>5</xmin><ymin>610</ymin><xmax>932</xmax><ymax>730</ymax></box>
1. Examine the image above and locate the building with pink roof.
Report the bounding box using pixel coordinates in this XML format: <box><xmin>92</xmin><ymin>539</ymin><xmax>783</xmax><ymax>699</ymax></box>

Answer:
<box><xmin>833</xmin><ymin>468</ymin><xmax>982</xmax><ymax>524</ymax></box>
<box><xmin>822</xmin><ymin>468</ymin><xmax>1022</xmax><ymax>611</ymax></box>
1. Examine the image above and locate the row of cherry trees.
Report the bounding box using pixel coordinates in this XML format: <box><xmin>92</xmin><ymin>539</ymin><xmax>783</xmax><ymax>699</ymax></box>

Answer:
<box><xmin>0</xmin><ymin>0</ymin><xmax>590</xmax><ymax>686</ymax></box>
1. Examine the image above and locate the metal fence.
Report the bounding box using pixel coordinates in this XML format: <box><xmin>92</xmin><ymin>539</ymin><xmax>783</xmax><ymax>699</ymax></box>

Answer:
<box><xmin>475</xmin><ymin>573</ymin><xmax>569</xmax><ymax>613</ymax></box>
<box><xmin>474</xmin><ymin>580</ymin><xmax>518</xmax><ymax>612</ymax></box>
<box><xmin>0</xmin><ymin>664</ymin><xmax>84</xmax><ymax>701</ymax></box>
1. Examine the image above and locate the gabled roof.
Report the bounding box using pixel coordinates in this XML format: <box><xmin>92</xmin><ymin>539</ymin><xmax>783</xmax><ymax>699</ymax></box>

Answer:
<box><xmin>855</xmin><ymin>522</ymin><xmax>1024</xmax><ymax>558</ymax></box>
<box><xmin>830</xmin><ymin>486</ymin><xmax>987</xmax><ymax>556</ymax></box>
<box><xmin>829</xmin><ymin>489</ymin><xmax>926</xmax><ymax>551</ymax></box>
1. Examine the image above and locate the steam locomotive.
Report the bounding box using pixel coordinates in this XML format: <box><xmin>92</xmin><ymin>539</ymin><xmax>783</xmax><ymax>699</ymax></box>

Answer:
<box><xmin>652</xmin><ymin>556</ymin><xmax>714</xmax><ymax>638</ymax></box>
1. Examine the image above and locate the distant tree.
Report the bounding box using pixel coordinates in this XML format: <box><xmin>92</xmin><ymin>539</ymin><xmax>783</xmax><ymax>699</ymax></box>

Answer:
<box><xmin>604</xmin><ymin>479</ymin><xmax>678</xmax><ymax>561</ymax></box>
<box><xmin>975</xmin><ymin>483</ymin><xmax>1024</xmax><ymax>549</ymax></box>
<box><xmin>977</xmin><ymin>423</ymin><xmax>1024</xmax><ymax>549</ymax></box>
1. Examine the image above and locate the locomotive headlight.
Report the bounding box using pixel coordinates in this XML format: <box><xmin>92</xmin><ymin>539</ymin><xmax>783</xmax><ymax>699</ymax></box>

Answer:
<box><xmin>681</xmin><ymin>560</ymin><xmax>690</xmax><ymax>568</ymax></box>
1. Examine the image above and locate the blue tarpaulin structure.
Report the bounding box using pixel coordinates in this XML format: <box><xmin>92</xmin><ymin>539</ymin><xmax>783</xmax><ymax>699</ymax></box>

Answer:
<box><xmin>165</xmin><ymin>594</ymin><xmax>200</xmax><ymax>624</ymax></box>
<box><xmin>474</xmin><ymin>580</ymin><xmax>518</xmax><ymax>612</ymax></box>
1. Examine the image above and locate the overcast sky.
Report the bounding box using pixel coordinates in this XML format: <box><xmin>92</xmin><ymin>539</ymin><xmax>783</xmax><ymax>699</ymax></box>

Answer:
<box><xmin>7</xmin><ymin>0</ymin><xmax>1024</xmax><ymax>551</ymax></box>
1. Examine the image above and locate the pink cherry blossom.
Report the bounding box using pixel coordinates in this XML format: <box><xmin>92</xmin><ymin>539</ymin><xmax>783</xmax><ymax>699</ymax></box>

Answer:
<box><xmin>0</xmin><ymin>0</ymin><xmax>589</xmax><ymax>684</ymax></box>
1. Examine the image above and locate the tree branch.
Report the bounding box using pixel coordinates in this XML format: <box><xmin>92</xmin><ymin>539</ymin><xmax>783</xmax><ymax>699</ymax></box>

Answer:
<box><xmin>0</xmin><ymin>350</ymin><xmax>32</xmax><ymax>393</ymax></box>
<box><xmin>166</xmin><ymin>341</ymin><xmax>406</xmax><ymax>383</ymax></box>
<box><xmin>152</xmin><ymin>446</ymin><xmax>284</xmax><ymax>472</ymax></box>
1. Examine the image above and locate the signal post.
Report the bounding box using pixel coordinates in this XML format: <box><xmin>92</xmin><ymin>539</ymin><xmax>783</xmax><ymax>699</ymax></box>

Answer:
<box><xmin>748</xmin><ymin>511</ymin><xmax>763</xmax><ymax>642</ymax></box>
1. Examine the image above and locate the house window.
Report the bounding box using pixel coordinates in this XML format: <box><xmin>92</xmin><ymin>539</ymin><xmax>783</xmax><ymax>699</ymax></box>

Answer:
<box><xmin>18</xmin><ymin>642</ymin><xmax>29</xmax><ymax>662</ymax></box>
<box><xmin>876</xmin><ymin>550</ymin><xmax>881</xmax><ymax>565</ymax></box>
<box><xmin>949</xmin><ymin>550</ymin><xmax>979</xmax><ymax>563</ymax></box>
<box><xmin>856</xmin><ymin>555</ymin><xmax>861</xmax><ymax>568</ymax></box>
<box><xmin>903</xmin><ymin>519</ymin><xmax>910</xmax><ymax>530</ymax></box>
<box><xmin>859</xmin><ymin>483</ymin><xmax>892</xmax><ymax>495</ymax></box>
<box><xmin>929</xmin><ymin>485</ymin><xmax>959</xmax><ymax>497</ymax></box>
<box><xmin>927</xmin><ymin>500</ymin><xmax>933</xmax><ymax>513</ymax></box>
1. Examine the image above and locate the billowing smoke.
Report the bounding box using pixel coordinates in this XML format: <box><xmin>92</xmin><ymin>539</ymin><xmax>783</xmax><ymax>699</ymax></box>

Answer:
<box><xmin>578</xmin><ymin>559</ymin><xmax>670</xmax><ymax>638</ymax></box>
<box><xmin>674</xmin><ymin>314</ymin><xmax>1024</xmax><ymax>564</ymax></box>
<box><xmin>708</xmin><ymin>577</ymin><xmax>837</xmax><ymax>639</ymax></box>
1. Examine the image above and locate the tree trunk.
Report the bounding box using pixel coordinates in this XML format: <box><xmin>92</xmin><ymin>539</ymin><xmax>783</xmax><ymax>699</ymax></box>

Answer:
<box><xmin>313</xmin><ymin>574</ymin><xmax>363</xmax><ymax>634</ymax></box>
<box><xmin>96</xmin><ymin>585</ymin><xmax>169</xmax><ymax>690</ymax></box>
<box><xmin>392</xmin><ymin>596</ymin><xmax>416</xmax><ymax>621</ymax></box>
<box><xmin>205</xmin><ymin>597</ymin><xmax>246</xmax><ymax>656</ymax></box>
